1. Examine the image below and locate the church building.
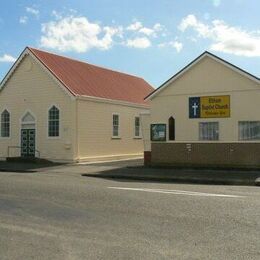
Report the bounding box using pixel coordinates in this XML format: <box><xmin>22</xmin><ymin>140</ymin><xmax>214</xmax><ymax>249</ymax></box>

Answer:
<box><xmin>0</xmin><ymin>47</ymin><xmax>153</xmax><ymax>162</ymax></box>
<box><xmin>142</xmin><ymin>51</ymin><xmax>260</xmax><ymax>168</ymax></box>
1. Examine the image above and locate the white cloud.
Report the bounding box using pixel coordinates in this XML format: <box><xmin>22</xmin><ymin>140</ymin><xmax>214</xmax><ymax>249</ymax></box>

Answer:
<box><xmin>178</xmin><ymin>14</ymin><xmax>211</xmax><ymax>37</ymax></box>
<box><xmin>153</xmin><ymin>23</ymin><xmax>163</xmax><ymax>31</ymax></box>
<box><xmin>212</xmin><ymin>0</ymin><xmax>221</xmax><ymax>7</ymax></box>
<box><xmin>171</xmin><ymin>41</ymin><xmax>183</xmax><ymax>52</ymax></box>
<box><xmin>179</xmin><ymin>14</ymin><xmax>260</xmax><ymax>57</ymax></box>
<box><xmin>126</xmin><ymin>37</ymin><xmax>151</xmax><ymax>48</ymax></box>
<box><xmin>0</xmin><ymin>54</ymin><xmax>16</xmax><ymax>63</ymax></box>
<box><xmin>40</xmin><ymin>15</ymin><xmax>169</xmax><ymax>52</ymax></box>
<box><xmin>26</xmin><ymin>7</ymin><xmax>39</xmax><ymax>17</ymax></box>
<box><xmin>139</xmin><ymin>27</ymin><xmax>155</xmax><ymax>36</ymax></box>
<box><xmin>158</xmin><ymin>41</ymin><xmax>183</xmax><ymax>52</ymax></box>
<box><xmin>100</xmin><ymin>26</ymin><xmax>124</xmax><ymax>49</ymax></box>
<box><xmin>126</xmin><ymin>20</ymin><xmax>164</xmax><ymax>37</ymax></box>
<box><xmin>19</xmin><ymin>16</ymin><xmax>28</xmax><ymax>24</ymax></box>
<box><xmin>40</xmin><ymin>15</ymin><xmax>166</xmax><ymax>52</ymax></box>
<box><xmin>40</xmin><ymin>16</ymin><xmax>122</xmax><ymax>52</ymax></box>
<box><xmin>127</xmin><ymin>21</ymin><xmax>143</xmax><ymax>31</ymax></box>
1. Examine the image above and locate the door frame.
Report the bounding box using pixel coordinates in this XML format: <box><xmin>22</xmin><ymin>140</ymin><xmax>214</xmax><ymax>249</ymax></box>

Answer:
<box><xmin>20</xmin><ymin>110</ymin><xmax>37</xmax><ymax>157</ymax></box>
<box><xmin>21</xmin><ymin>129</ymin><xmax>36</xmax><ymax>157</ymax></box>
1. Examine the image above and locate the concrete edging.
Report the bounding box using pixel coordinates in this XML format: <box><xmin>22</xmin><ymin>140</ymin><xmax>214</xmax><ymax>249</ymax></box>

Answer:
<box><xmin>82</xmin><ymin>173</ymin><xmax>257</xmax><ymax>186</ymax></box>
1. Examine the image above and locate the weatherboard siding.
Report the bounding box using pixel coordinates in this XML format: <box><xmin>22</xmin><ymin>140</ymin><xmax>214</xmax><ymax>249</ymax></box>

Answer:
<box><xmin>0</xmin><ymin>55</ymin><xmax>76</xmax><ymax>161</ymax></box>
<box><xmin>156</xmin><ymin>56</ymin><xmax>259</xmax><ymax>97</ymax></box>
<box><xmin>77</xmin><ymin>99</ymin><xmax>147</xmax><ymax>160</ymax></box>
<box><xmin>149</xmin><ymin>56</ymin><xmax>260</xmax><ymax>142</ymax></box>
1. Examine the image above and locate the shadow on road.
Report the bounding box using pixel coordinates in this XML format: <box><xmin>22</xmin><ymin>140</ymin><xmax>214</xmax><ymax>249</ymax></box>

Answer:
<box><xmin>0</xmin><ymin>161</ymin><xmax>65</xmax><ymax>173</ymax></box>
<box><xmin>82</xmin><ymin>164</ymin><xmax>260</xmax><ymax>186</ymax></box>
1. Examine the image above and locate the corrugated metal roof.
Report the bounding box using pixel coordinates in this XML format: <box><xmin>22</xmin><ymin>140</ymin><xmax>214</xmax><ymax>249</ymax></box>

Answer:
<box><xmin>29</xmin><ymin>47</ymin><xmax>154</xmax><ymax>105</ymax></box>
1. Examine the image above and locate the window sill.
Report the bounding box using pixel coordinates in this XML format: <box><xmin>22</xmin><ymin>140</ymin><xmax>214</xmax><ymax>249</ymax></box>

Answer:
<box><xmin>239</xmin><ymin>139</ymin><xmax>260</xmax><ymax>141</ymax></box>
<box><xmin>151</xmin><ymin>140</ymin><xmax>166</xmax><ymax>142</ymax></box>
<box><xmin>199</xmin><ymin>140</ymin><xmax>219</xmax><ymax>141</ymax></box>
<box><xmin>133</xmin><ymin>137</ymin><xmax>142</xmax><ymax>139</ymax></box>
<box><xmin>111</xmin><ymin>137</ymin><xmax>121</xmax><ymax>140</ymax></box>
<box><xmin>0</xmin><ymin>136</ymin><xmax>11</xmax><ymax>139</ymax></box>
<box><xmin>47</xmin><ymin>136</ymin><xmax>61</xmax><ymax>140</ymax></box>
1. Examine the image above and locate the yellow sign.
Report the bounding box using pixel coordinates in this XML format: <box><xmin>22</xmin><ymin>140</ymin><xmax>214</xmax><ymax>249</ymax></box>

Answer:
<box><xmin>200</xmin><ymin>95</ymin><xmax>230</xmax><ymax>118</ymax></box>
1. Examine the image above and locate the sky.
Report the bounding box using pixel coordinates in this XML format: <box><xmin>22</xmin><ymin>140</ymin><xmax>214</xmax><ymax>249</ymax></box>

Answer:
<box><xmin>0</xmin><ymin>0</ymin><xmax>259</xmax><ymax>87</ymax></box>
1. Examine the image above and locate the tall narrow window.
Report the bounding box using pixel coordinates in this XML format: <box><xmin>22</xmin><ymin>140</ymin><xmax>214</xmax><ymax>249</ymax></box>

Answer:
<box><xmin>199</xmin><ymin>122</ymin><xmax>219</xmax><ymax>141</ymax></box>
<box><xmin>1</xmin><ymin>110</ymin><xmax>10</xmax><ymax>137</ymax></box>
<box><xmin>168</xmin><ymin>117</ymin><xmax>175</xmax><ymax>140</ymax></box>
<box><xmin>135</xmin><ymin>117</ymin><xmax>140</xmax><ymax>137</ymax></box>
<box><xmin>113</xmin><ymin>114</ymin><xmax>119</xmax><ymax>137</ymax></box>
<box><xmin>48</xmin><ymin>106</ymin><xmax>59</xmax><ymax>137</ymax></box>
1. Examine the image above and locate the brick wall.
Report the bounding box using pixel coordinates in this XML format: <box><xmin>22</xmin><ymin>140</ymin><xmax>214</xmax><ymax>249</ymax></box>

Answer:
<box><xmin>151</xmin><ymin>143</ymin><xmax>260</xmax><ymax>168</ymax></box>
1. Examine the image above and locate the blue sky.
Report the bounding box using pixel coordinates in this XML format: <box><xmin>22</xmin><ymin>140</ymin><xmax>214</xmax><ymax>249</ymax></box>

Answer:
<box><xmin>0</xmin><ymin>0</ymin><xmax>259</xmax><ymax>87</ymax></box>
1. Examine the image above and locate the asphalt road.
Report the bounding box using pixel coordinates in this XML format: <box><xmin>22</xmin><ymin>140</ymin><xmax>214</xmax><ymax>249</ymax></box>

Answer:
<box><xmin>0</xmin><ymin>162</ymin><xmax>259</xmax><ymax>260</ymax></box>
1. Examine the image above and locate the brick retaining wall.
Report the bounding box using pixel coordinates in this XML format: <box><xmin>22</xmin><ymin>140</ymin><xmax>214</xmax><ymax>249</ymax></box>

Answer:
<box><xmin>151</xmin><ymin>143</ymin><xmax>260</xmax><ymax>168</ymax></box>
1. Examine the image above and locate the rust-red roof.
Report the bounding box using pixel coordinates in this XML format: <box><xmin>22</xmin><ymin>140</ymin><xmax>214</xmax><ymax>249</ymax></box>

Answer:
<box><xmin>28</xmin><ymin>47</ymin><xmax>154</xmax><ymax>106</ymax></box>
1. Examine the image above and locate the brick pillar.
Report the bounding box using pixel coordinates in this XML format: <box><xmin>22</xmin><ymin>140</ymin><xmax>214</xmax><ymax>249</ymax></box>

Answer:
<box><xmin>144</xmin><ymin>151</ymin><xmax>151</xmax><ymax>166</ymax></box>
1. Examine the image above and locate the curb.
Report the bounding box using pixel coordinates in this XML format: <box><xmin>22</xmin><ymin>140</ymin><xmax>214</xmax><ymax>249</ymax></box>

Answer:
<box><xmin>0</xmin><ymin>168</ymin><xmax>37</xmax><ymax>173</ymax></box>
<box><xmin>82</xmin><ymin>173</ymin><xmax>256</xmax><ymax>186</ymax></box>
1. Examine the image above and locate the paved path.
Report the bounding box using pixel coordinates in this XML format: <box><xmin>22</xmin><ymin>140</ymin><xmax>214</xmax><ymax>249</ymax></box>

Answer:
<box><xmin>1</xmin><ymin>159</ymin><xmax>260</xmax><ymax>185</ymax></box>
<box><xmin>0</xmin><ymin>162</ymin><xmax>259</xmax><ymax>259</ymax></box>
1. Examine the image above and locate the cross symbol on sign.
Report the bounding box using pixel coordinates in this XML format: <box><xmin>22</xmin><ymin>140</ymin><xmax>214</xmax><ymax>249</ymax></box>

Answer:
<box><xmin>189</xmin><ymin>97</ymin><xmax>200</xmax><ymax>118</ymax></box>
<box><xmin>192</xmin><ymin>103</ymin><xmax>198</xmax><ymax>116</ymax></box>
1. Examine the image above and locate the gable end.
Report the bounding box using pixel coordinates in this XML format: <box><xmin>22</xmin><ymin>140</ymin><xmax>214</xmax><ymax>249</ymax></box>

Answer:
<box><xmin>0</xmin><ymin>47</ymin><xmax>75</xmax><ymax>100</ymax></box>
<box><xmin>145</xmin><ymin>51</ymin><xmax>260</xmax><ymax>100</ymax></box>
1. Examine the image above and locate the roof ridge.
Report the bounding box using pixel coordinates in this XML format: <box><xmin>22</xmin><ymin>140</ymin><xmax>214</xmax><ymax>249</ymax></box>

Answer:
<box><xmin>28</xmin><ymin>46</ymin><xmax>145</xmax><ymax>81</ymax></box>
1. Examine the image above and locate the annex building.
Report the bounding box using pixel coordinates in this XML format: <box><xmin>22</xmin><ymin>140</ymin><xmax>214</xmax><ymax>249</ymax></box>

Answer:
<box><xmin>0</xmin><ymin>47</ymin><xmax>153</xmax><ymax>162</ymax></box>
<box><xmin>142</xmin><ymin>51</ymin><xmax>260</xmax><ymax>168</ymax></box>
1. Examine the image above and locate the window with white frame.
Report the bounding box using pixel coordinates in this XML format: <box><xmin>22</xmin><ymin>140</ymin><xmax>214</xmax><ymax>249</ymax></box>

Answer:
<box><xmin>112</xmin><ymin>114</ymin><xmax>119</xmax><ymax>137</ymax></box>
<box><xmin>134</xmin><ymin>117</ymin><xmax>141</xmax><ymax>137</ymax></box>
<box><xmin>48</xmin><ymin>106</ymin><xmax>59</xmax><ymax>137</ymax></box>
<box><xmin>239</xmin><ymin>121</ymin><xmax>260</xmax><ymax>140</ymax></box>
<box><xmin>199</xmin><ymin>122</ymin><xmax>219</xmax><ymax>141</ymax></box>
<box><xmin>1</xmin><ymin>110</ymin><xmax>10</xmax><ymax>137</ymax></box>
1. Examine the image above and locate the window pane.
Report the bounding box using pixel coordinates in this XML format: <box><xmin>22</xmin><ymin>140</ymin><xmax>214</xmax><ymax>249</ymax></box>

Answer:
<box><xmin>1</xmin><ymin>110</ymin><xmax>10</xmax><ymax>137</ymax></box>
<box><xmin>48</xmin><ymin>106</ymin><xmax>59</xmax><ymax>137</ymax></box>
<box><xmin>113</xmin><ymin>114</ymin><xmax>119</xmax><ymax>136</ymax></box>
<box><xmin>135</xmin><ymin>117</ymin><xmax>140</xmax><ymax>137</ymax></box>
<box><xmin>199</xmin><ymin>122</ymin><xmax>219</xmax><ymax>141</ymax></box>
<box><xmin>239</xmin><ymin>121</ymin><xmax>260</xmax><ymax>140</ymax></box>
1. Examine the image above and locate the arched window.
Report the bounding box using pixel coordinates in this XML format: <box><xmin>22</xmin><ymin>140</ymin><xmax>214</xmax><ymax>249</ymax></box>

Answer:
<box><xmin>168</xmin><ymin>117</ymin><xmax>175</xmax><ymax>141</ymax></box>
<box><xmin>1</xmin><ymin>110</ymin><xmax>10</xmax><ymax>137</ymax></box>
<box><xmin>48</xmin><ymin>106</ymin><xmax>59</xmax><ymax>137</ymax></box>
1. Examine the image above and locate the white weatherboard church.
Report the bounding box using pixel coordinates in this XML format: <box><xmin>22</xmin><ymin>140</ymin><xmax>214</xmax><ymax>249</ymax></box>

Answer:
<box><xmin>0</xmin><ymin>47</ymin><xmax>153</xmax><ymax>162</ymax></box>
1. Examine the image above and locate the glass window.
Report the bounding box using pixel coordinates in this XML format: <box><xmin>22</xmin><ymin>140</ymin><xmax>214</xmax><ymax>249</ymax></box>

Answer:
<box><xmin>199</xmin><ymin>122</ymin><xmax>219</xmax><ymax>141</ymax></box>
<box><xmin>1</xmin><ymin>110</ymin><xmax>10</xmax><ymax>137</ymax></box>
<box><xmin>48</xmin><ymin>106</ymin><xmax>59</xmax><ymax>137</ymax></box>
<box><xmin>135</xmin><ymin>117</ymin><xmax>140</xmax><ymax>137</ymax></box>
<box><xmin>239</xmin><ymin>121</ymin><xmax>260</xmax><ymax>140</ymax></box>
<box><xmin>113</xmin><ymin>114</ymin><xmax>119</xmax><ymax>137</ymax></box>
